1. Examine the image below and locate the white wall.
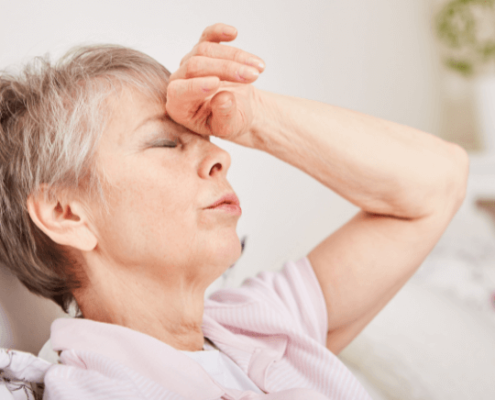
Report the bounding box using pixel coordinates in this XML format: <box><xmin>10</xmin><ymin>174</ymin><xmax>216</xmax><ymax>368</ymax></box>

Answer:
<box><xmin>0</xmin><ymin>0</ymin><xmax>446</xmax><ymax>352</ymax></box>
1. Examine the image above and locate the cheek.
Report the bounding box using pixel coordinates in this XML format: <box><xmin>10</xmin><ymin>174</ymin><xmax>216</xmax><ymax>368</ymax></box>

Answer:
<box><xmin>96</xmin><ymin>165</ymin><xmax>197</xmax><ymax>261</ymax></box>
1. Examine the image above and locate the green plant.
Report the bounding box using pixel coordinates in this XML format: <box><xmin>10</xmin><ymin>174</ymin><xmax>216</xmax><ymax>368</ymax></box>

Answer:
<box><xmin>435</xmin><ymin>0</ymin><xmax>495</xmax><ymax>77</ymax></box>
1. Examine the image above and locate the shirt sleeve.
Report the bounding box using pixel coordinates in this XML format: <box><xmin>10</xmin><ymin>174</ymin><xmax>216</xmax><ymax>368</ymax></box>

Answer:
<box><xmin>208</xmin><ymin>256</ymin><xmax>328</xmax><ymax>347</ymax></box>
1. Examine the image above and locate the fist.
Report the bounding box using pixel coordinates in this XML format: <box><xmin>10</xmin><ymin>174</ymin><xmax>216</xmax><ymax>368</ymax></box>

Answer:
<box><xmin>165</xmin><ymin>23</ymin><xmax>265</xmax><ymax>146</ymax></box>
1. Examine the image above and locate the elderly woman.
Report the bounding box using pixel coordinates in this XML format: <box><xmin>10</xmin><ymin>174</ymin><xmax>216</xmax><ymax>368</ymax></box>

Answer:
<box><xmin>0</xmin><ymin>23</ymin><xmax>468</xmax><ymax>400</ymax></box>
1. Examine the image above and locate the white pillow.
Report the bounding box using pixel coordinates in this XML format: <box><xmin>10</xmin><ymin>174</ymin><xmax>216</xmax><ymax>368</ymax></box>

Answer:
<box><xmin>412</xmin><ymin>206</ymin><xmax>495</xmax><ymax>313</ymax></box>
<box><xmin>338</xmin><ymin>281</ymin><xmax>495</xmax><ymax>400</ymax></box>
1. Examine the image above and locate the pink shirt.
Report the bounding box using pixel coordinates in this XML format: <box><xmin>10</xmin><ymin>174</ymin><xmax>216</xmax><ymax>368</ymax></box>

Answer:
<box><xmin>45</xmin><ymin>257</ymin><xmax>372</xmax><ymax>399</ymax></box>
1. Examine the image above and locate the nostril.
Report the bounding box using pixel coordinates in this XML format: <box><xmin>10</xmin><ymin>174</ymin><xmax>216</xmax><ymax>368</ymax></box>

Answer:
<box><xmin>209</xmin><ymin>162</ymin><xmax>222</xmax><ymax>176</ymax></box>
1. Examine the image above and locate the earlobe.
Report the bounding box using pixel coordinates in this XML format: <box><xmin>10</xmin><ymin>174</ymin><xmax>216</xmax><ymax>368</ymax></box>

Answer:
<box><xmin>26</xmin><ymin>191</ymin><xmax>98</xmax><ymax>252</ymax></box>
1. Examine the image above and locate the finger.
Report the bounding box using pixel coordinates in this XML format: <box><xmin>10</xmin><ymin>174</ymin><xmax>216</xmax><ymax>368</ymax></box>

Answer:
<box><xmin>178</xmin><ymin>24</ymin><xmax>238</xmax><ymax>68</ymax></box>
<box><xmin>183</xmin><ymin>42</ymin><xmax>265</xmax><ymax>71</ymax></box>
<box><xmin>171</xmin><ymin>56</ymin><xmax>260</xmax><ymax>83</ymax></box>
<box><xmin>166</xmin><ymin>76</ymin><xmax>220</xmax><ymax>116</ymax></box>
<box><xmin>209</xmin><ymin>91</ymin><xmax>239</xmax><ymax>138</ymax></box>
<box><xmin>198</xmin><ymin>23</ymin><xmax>238</xmax><ymax>44</ymax></box>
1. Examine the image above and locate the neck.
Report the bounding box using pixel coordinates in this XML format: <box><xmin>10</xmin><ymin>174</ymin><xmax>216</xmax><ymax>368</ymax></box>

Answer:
<box><xmin>75</xmin><ymin>261</ymin><xmax>210</xmax><ymax>352</ymax></box>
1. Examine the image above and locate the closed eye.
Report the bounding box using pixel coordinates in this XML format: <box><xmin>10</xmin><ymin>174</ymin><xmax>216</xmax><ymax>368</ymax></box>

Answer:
<box><xmin>151</xmin><ymin>138</ymin><xmax>179</xmax><ymax>148</ymax></box>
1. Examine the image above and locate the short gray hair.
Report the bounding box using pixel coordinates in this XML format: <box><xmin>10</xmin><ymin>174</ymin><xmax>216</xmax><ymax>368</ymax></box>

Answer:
<box><xmin>0</xmin><ymin>44</ymin><xmax>171</xmax><ymax>315</ymax></box>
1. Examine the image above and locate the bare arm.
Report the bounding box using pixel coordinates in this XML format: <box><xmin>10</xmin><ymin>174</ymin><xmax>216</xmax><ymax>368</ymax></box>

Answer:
<box><xmin>165</xmin><ymin>23</ymin><xmax>470</xmax><ymax>354</ymax></box>
<box><xmin>249</xmin><ymin>89</ymin><xmax>467</xmax><ymax>220</ymax></box>
<box><xmin>248</xmin><ymin>89</ymin><xmax>469</xmax><ymax>354</ymax></box>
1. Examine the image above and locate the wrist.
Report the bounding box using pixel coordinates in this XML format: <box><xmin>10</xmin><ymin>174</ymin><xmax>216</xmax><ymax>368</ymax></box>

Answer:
<box><xmin>247</xmin><ymin>88</ymin><xmax>278</xmax><ymax>151</ymax></box>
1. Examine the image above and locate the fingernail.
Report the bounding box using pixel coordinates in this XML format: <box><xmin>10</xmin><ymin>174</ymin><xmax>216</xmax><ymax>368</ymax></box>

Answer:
<box><xmin>247</xmin><ymin>58</ymin><xmax>265</xmax><ymax>70</ymax></box>
<box><xmin>238</xmin><ymin>66</ymin><xmax>259</xmax><ymax>80</ymax></box>
<box><xmin>223</xmin><ymin>27</ymin><xmax>237</xmax><ymax>36</ymax></box>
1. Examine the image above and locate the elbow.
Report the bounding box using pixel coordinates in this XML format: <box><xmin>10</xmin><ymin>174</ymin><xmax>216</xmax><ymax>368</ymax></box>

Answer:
<box><xmin>452</xmin><ymin>143</ymin><xmax>470</xmax><ymax>199</ymax></box>
<box><xmin>443</xmin><ymin>143</ymin><xmax>470</xmax><ymax>211</ymax></box>
<box><xmin>416</xmin><ymin>143</ymin><xmax>470</xmax><ymax>220</ymax></box>
<box><xmin>387</xmin><ymin>143</ymin><xmax>470</xmax><ymax>220</ymax></box>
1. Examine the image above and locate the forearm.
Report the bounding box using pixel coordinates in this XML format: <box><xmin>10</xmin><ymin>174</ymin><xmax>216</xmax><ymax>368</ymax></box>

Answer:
<box><xmin>250</xmin><ymin>89</ymin><xmax>467</xmax><ymax>219</ymax></box>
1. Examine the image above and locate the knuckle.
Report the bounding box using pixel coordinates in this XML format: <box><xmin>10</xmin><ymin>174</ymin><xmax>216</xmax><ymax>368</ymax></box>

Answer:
<box><xmin>232</xmin><ymin>48</ymin><xmax>244</xmax><ymax>62</ymax></box>
<box><xmin>171</xmin><ymin>66</ymin><xmax>183</xmax><ymax>81</ymax></box>
<box><xmin>200</xmin><ymin>27</ymin><xmax>211</xmax><ymax>41</ymax></box>
<box><xmin>188</xmin><ymin>80</ymin><xmax>196</xmax><ymax>93</ymax></box>
<box><xmin>201</xmin><ymin>23</ymin><xmax>217</xmax><ymax>39</ymax></box>
<box><xmin>185</xmin><ymin>57</ymin><xmax>200</xmax><ymax>78</ymax></box>
<box><xmin>225</xmin><ymin>61</ymin><xmax>238</xmax><ymax>78</ymax></box>
<box><xmin>197</xmin><ymin>42</ymin><xmax>211</xmax><ymax>56</ymax></box>
<box><xmin>166</xmin><ymin>82</ymin><xmax>178</xmax><ymax>100</ymax></box>
<box><xmin>180</xmin><ymin>53</ymin><xmax>191</xmax><ymax>66</ymax></box>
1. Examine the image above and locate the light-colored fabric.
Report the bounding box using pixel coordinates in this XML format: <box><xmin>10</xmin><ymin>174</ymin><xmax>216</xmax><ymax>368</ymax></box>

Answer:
<box><xmin>38</xmin><ymin>339</ymin><xmax>60</xmax><ymax>365</ymax></box>
<box><xmin>339</xmin><ymin>280</ymin><xmax>495</xmax><ymax>400</ymax></box>
<box><xmin>44</xmin><ymin>257</ymin><xmax>372</xmax><ymax>399</ymax></box>
<box><xmin>181</xmin><ymin>342</ymin><xmax>264</xmax><ymax>394</ymax></box>
<box><xmin>0</xmin><ymin>347</ymin><xmax>52</xmax><ymax>400</ymax></box>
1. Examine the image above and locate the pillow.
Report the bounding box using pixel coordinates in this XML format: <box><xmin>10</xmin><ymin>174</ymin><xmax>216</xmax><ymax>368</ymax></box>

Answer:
<box><xmin>412</xmin><ymin>206</ymin><xmax>495</xmax><ymax>313</ymax></box>
<box><xmin>338</xmin><ymin>280</ymin><xmax>495</xmax><ymax>400</ymax></box>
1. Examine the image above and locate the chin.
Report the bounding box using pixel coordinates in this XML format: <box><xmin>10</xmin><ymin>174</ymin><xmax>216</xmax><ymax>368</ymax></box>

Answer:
<box><xmin>211</xmin><ymin>232</ymin><xmax>243</xmax><ymax>269</ymax></box>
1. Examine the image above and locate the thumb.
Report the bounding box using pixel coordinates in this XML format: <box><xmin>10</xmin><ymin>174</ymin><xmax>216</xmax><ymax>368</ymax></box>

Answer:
<box><xmin>210</xmin><ymin>91</ymin><xmax>238</xmax><ymax>138</ymax></box>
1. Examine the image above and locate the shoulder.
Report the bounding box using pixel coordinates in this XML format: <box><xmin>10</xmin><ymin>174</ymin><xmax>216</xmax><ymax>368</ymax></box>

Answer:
<box><xmin>43</xmin><ymin>349</ymin><xmax>184</xmax><ymax>400</ymax></box>
<box><xmin>204</xmin><ymin>257</ymin><xmax>328</xmax><ymax>346</ymax></box>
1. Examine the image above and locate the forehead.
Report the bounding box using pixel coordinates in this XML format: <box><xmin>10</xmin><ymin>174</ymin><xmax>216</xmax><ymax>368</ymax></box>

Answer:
<box><xmin>104</xmin><ymin>85</ymin><xmax>170</xmax><ymax>147</ymax></box>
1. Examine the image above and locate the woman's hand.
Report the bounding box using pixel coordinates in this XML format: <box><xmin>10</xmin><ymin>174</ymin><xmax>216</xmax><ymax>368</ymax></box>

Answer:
<box><xmin>165</xmin><ymin>23</ymin><xmax>265</xmax><ymax>147</ymax></box>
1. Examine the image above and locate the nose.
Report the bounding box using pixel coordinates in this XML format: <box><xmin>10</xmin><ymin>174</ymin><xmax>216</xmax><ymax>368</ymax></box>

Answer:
<box><xmin>198</xmin><ymin>140</ymin><xmax>232</xmax><ymax>180</ymax></box>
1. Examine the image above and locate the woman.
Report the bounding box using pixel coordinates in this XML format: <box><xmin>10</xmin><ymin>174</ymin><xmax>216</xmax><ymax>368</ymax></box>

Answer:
<box><xmin>0</xmin><ymin>23</ymin><xmax>468</xmax><ymax>399</ymax></box>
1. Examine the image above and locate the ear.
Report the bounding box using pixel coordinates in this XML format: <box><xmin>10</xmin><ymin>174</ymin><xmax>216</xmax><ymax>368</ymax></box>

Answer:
<box><xmin>26</xmin><ymin>187</ymin><xmax>97</xmax><ymax>252</ymax></box>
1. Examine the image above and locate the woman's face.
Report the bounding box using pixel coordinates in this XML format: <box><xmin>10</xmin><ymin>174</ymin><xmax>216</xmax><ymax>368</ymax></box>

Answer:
<box><xmin>86</xmin><ymin>85</ymin><xmax>242</xmax><ymax>289</ymax></box>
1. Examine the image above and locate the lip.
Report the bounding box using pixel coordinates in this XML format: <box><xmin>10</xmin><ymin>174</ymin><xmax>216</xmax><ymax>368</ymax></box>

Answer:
<box><xmin>205</xmin><ymin>193</ymin><xmax>242</xmax><ymax>215</ymax></box>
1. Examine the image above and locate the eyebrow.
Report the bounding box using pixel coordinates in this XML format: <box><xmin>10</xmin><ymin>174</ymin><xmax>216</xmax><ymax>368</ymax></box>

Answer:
<box><xmin>133</xmin><ymin>113</ymin><xmax>169</xmax><ymax>134</ymax></box>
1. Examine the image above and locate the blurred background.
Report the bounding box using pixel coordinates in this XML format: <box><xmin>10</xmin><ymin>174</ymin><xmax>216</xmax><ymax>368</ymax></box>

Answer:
<box><xmin>1</xmin><ymin>0</ymin><xmax>494</xmax><ymax>399</ymax></box>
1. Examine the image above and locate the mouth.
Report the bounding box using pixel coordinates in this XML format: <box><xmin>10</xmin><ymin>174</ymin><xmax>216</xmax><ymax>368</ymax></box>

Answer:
<box><xmin>205</xmin><ymin>193</ymin><xmax>242</xmax><ymax>215</ymax></box>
